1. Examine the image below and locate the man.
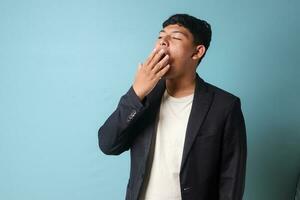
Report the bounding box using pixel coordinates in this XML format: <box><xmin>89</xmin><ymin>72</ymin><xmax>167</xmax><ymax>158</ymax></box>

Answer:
<box><xmin>98</xmin><ymin>14</ymin><xmax>247</xmax><ymax>200</ymax></box>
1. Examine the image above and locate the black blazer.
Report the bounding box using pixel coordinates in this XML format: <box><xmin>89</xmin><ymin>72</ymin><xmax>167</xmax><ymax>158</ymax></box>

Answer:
<box><xmin>98</xmin><ymin>72</ymin><xmax>247</xmax><ymax>200</ymax></box>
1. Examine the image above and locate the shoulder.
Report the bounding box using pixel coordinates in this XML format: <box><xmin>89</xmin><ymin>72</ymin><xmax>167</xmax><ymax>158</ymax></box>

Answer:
<box><xmin>206</xmin><ymin>81</ymin><xmax>238</xmax><ymax>100</ymax></box>
<box><xmin>203</xmin><ymin>80</ymin><xmax>241</xmax><ymax>112</ymax></box>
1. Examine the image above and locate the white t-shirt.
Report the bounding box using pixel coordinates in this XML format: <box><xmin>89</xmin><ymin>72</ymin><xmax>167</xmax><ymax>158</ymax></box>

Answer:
<box><xmin>139</xmin><ymin>89</ymin><xmax>194</xmax><ymax>200</ymax></box>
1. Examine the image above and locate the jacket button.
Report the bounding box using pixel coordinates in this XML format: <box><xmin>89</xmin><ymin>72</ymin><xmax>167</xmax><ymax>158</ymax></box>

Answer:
<box><xmin>127</xmin><ymin>110</ymin><xmax>137</xmax><ymax>122</ymax></box>
<box><xmin>131</xmin><ymin>110</ymin><xmax>136</xmax><ymax>116</ymax></box>
<box><xmin>183</xmin><ymin>187</ymin><xmax>192</xmax><ymax>192</ymax></box>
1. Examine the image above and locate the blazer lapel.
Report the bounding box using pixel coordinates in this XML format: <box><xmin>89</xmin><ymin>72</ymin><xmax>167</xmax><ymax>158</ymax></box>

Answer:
<box><xmin>144</xmin><ymin>73</ymin><xmax>214</xmax><ymax>172</ymax></box>
<box><xmin>180</xmin><ymin>73</ymin><xmax>214</xmax><ymax>171</ymax></box>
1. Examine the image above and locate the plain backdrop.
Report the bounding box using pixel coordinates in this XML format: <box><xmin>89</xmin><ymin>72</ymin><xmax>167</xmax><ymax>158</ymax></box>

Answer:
<box><xmin>1</xmin><ymin>0</ymin><xmax>299</xmax><ymax>199</ymax></box>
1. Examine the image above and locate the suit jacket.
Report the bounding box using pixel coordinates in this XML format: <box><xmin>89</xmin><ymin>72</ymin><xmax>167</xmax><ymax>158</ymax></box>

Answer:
<box><xmin>98</xmin><ymin>72</ymin><xmax>247</xmax><ymax>200</ymax></box>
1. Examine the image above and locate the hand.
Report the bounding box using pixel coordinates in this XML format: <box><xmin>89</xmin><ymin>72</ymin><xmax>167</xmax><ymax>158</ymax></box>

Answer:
<box><xmin>133</xmin><ymin>48</ymin><xmax>170</xmax><ymax>101</ymax></box>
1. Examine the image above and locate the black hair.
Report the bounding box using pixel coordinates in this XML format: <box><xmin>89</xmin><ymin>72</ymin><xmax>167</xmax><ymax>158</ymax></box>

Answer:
<box><xmin>162</xmin><ymin>14</ymin><xmax>212</xmax><ymax>66</ymax></box>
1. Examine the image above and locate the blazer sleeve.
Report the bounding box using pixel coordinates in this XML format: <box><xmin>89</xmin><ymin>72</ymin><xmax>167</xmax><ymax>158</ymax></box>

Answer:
<box><xmin>98</xmin><ymin>86</ymin><xmax>150</xmax><ymax>155</ymax></box>
<box><xmin>219</xmin><ymin>98</ymin><xmax>247</xmax><ymax>200</ymax></box>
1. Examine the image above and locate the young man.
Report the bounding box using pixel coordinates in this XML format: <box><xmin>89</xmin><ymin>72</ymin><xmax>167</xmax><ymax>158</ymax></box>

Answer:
<box><xmin>98</xmin><ymin>14</ymin><xmax>247</xmax><ymax>200</ymax></box>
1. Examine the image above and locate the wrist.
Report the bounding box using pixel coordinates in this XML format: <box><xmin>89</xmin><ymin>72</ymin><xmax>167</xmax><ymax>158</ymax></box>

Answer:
<box><xmin>132</xmin><ymin>85</ymin><xmax>145</xmax><ymax>101</ymax></box>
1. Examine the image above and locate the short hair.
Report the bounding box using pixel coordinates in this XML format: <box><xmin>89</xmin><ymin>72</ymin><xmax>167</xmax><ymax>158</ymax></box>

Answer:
<box><xmin>162</xmin><ymin>14</ymin><xmax>212</xmax><ymax>66</ymax></box>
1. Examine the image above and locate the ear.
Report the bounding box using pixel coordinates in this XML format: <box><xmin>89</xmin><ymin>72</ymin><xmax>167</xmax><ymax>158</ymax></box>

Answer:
<box><xmin>191</xmin><ymin>44</ymin><xmax>206</xmax><ymax>61</ymax></box>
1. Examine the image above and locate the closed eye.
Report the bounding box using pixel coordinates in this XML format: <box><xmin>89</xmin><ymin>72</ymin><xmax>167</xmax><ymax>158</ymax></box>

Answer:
<box><xmin>158</xmin><ymin>36</ymin><xmax>181</xmax><ymax>40</ymax></box>
<box><xmin>172</xmin><ymin>37</ymin><xmax>181</xmax><ymax>40</ymax></box>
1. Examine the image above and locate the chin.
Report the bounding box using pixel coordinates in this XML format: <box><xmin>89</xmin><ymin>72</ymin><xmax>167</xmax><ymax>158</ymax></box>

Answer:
<box><xmin>162</xmin><ymin>71</ymin><xmax>176</xmax><ymax>80</ymax></box>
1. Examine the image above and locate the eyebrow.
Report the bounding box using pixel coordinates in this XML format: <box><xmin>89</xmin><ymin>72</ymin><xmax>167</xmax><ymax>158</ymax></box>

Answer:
<box><xmin>159</xmin><ymin>30</ymin><xmax>189</xmax><ymax>38</ymax></box>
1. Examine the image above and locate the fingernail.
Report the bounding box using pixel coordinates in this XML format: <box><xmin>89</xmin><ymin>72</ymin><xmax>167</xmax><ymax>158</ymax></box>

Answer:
<box><xmin>153</xmin><ymin>48</ymin><xmax>156</xmax><ymax>52</ymax></box>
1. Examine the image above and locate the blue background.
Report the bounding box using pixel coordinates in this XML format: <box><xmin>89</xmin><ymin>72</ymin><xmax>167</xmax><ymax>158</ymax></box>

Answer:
<box><xmin>1</xmin><ymin>0</ymin><xmax>299</xmax><ymax>199</ymax></box>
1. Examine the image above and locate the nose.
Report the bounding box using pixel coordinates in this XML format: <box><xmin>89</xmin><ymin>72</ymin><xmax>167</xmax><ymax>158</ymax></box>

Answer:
<box><xmin>160</xmin><ymin>40</ymin><xmax>167</xmax><ymax>46</ymax></box>
<box><xmin>159</xmin><ymin>36</ymin><xmax>169</xmax><ymax>47</ymax></box>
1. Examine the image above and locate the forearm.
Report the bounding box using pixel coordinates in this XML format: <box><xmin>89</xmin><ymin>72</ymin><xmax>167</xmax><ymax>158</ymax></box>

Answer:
<box><xmin>98</xmin><ymin>86</ymin><xmax>149</xmax><ymax>155</ymax></box>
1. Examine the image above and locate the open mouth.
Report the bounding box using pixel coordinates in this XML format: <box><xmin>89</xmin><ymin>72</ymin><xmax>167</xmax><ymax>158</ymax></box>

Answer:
<box><xmin>159</xmin><ymin>53</ymin><xmax>167</xmax><ymax>62</ymax></box>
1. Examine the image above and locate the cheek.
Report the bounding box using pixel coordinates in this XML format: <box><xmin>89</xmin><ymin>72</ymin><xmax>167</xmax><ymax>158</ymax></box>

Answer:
<box><xmin>170</xmin><ymin>48</ymin><xmax>191</xmax><ymax>64</ymax></box>
<box><xmin>173</xmin><ymin>42</ymin><xmax>192</xmax><ymax>55</ymax></box>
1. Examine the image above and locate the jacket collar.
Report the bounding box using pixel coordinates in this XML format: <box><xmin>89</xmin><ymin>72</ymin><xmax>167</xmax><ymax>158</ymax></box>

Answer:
<box><xmin>179</xmin><ymin>73</ymin><xmax>213</xmax><ymax>171</ymax></box>
<box><xmin>148</xmin><ymin>72</ymin><xmax>214</xmax><ymax>171</ymax></box>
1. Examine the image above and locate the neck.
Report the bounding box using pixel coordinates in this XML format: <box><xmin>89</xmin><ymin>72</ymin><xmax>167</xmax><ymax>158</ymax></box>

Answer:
<box><xmin>165</xmin><ymin>72</ymin><xmax>196</xmax><ymax>98</ymax></box>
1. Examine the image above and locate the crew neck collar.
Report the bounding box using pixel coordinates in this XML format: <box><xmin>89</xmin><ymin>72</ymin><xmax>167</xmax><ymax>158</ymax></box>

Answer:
<box><xmin>163</xmin><ymin>89</ymin><xmax>194</xmax><ymax>102</ymax></box>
